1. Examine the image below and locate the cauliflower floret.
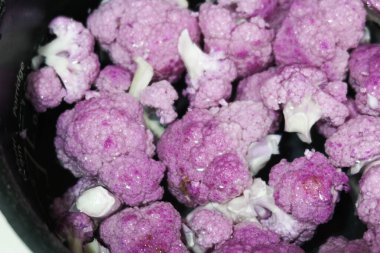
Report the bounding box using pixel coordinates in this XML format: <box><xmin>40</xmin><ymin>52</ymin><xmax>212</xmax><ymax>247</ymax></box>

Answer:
<box><xmin>317</xmin><ymin>99</ymin><xmax>360</xmax><ymax>138</ymax></box>
<box><xmin>100</xmin><ymin>202</ymin><xmax>188</xmax><ymax>253</ymax></box>
<box><xmin>184</xmin><ymin>208</ymin><xmax>233</xmax><ymax>252</ymax></box>
<box><xmin>199</xmin><ymin>3</ymin><xmax>274</xmax><ymax>78</ymax></box>
<box><xmin>178</xmin><ymin>30</ymin><xmax>236</xmax><ymax>109</ymax></box>
<box><xmin>273</xmin><ymin>0</ymin><xmax>365</xmax><ymax>81</ymax></box>
<box><xmin>99</xmin><ymin>153</ymin><xmax>165</xmax><ymax>206</ymax></box>
<box><xmin>157</xmin><ymin>101</ymin><xmax>274</xmax><ymax>206</ymax></box>
<box><xmin>319</xmin><ymin>236</ymin><xmax>370</xmax><ymax>253</ymax></box>
<box><xmin>95</xmin><ymin>65</ymin><xmax>132</xmax><ymax>93</ymax></box>
<box><xmin>236</xmin><ymin>68</ymin><xmax>276</xmax><ymax>102</ymax></box>
<box><xmin>87</xmin><ymin>0</ymin><xmax>200</xmax><ymax>82</ymax></box>
<box><xmin>140</xmin><ymin>80</ymin><xmax>178</xmax><ymax>124</ymax></box>
<box><xmin>236</xmin><ymin>68</ymin><xmax>281</xmax><ymax>132</ymax></box>
<box><xmin>349</xmin><ymin>45</ymin><xmax>380</xmax><ymax>116</ymax></box>
<box><xmin>364</xmin><ymin>226</ymin><xmax>380</xmax><ymax>253</ymax></box>
<box><xmin>325</xmin><ymin>116</ymin><xmax>380</xmax><ymax>169</ymax></box>
<box><xmin>357</xmin><ymin>165</ymin><xmax>380</xmax><ymax>226</ymax></box>
<box><xmin>29</xmin><ymin>16</ymin><xmax>100</xmax><ymax>107</ymax></box>
<box><xmin>260</xmin><ymin>65</ymin><xmax>349</xmax><ymax>143</ymax></box>
<box><xmin>25</xmin><ymin>67</ymin><xmax>66</xmax><ymax>112</ymax></box>
<box><xmin>214</xmin><ymin>222</ymin><xmax>304</xmax><ymax>253</ymax></box>
<box><xmin>54</xmin><ymin>93</ymin><xmax>154</xmax><ymax>177</ymax></box>
<box><xmin>269</xmin><ymin>151</ymin><xmax>349</xmax><ymax>224</ymax></box>
<box><xmin>187</xmin><ymin>178</ymin><xmax>316</xmax><ymax>243</ymax></box>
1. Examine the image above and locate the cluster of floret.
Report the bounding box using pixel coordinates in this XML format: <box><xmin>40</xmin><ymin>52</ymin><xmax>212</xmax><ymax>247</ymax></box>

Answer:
<box><xmin>24</xmin><ymin>0</ymin><xmax>380</xmax><ymax>252</ymax></box>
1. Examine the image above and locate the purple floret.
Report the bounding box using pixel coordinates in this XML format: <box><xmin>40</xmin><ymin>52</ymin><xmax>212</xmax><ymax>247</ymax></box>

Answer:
<box><xmin>269</xmin><ymin>151</ymin><xmax>349</xmax><ymax>224</ymax></box>
<box><xmin>26</xmin><ymin>67</ymin><xmax>66</xmax><ymax>112</ymax></box>
<box><xmin>99</xmin><ymin>153</ymin><xmax>165</xmax><ymax>206</ymax></box>
<box><xmin>349</xmin><ymin>45</ymin><xmax>380</xmax><ymax>116</ymax></box>
<box><xmin>199</xmin><ymin>3</ymin><xmax>274</xmax><ymax>78</ymax></box>
<box><xmin>140</xmin><ymin>80</ymin><xmax>178</xmax><ymax>124</ymax></box>
<box><xmin>185</xmin><ymin>208</ymin><xmax>233</xmax><ymax>252</ymax></box>
<box><xmin>236</xmin><ymin>68</ymin><xmax>276</xmax><ymax>102</ymax></box>
<box><xmin>100</xmin><ymin>202</ymin><xmax>188</xmax><ymax>253</ymax></box>
<box><xmin>218</xmin><ymin>0</ymin><xmax>278</xmax><ymax>19</ymax></box>
<box><xmin>55</xmin><ymin>93</ymin><xmax>154</xmax><ymax>177</ymax></box>
<box><xmin>236</xmin><ymin>68</ymin><xmax>281</xmax><ymax>132</ymax></box>
<box><xmin>273</xmin><ymin>0</ymin><xmax>365</xmax><ymax>81</ymax></box>
<box><xmin>214</xmin><ymin>222</ymin><xmax>304</xmax><ymax>253</ymax></box>
<box><xmin>87</xmin><ymin>0</ymin><xmax>200</xmax><ymax>82</ymax></box>
<box><xmin>157</xmin><ymin>101</ymin><xmax>273</xmax><ymax>206</ymax></box>
<box><xmin>357</xmin><ymin>165</ymin><xmax>380</xmax><ymax>226</ymax></box>
<box><xmin>95</xmin><ymin>65</ymin><xmax>132</xmax><ymax>93</ymax></box>
<box><xmin>33</xmin><ymin>16</ymin><xmax>100</xmax><ymax>104</ymax></box>
<box><xmin>319</xmin><ymin>236</ymin><xmax>370</xmax><ymax>253</ymax></box>
<box><xmin>325</xmin><ymin>116</ymin><xmax>380</xmax><ymax>168</ymax></box>
<box><xmin>260</xmin><ymin>65</ymin><xmax>349</xmax><ymax>143</ymax></box>
<box><xmin>317</xmin><ymin>99</ymin><xmax>360</xmax><ymax>138</ymax></box>
<box><xmin>364</xmin><ymin>226</ymin><xmax>380</xmax><ymax>253</ymax></box>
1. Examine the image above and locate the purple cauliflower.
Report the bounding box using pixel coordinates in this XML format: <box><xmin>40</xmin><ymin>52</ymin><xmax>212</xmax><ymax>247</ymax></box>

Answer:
<box><xmin>100</xmin><ymin>202</ymin><xmax>188</xmax><ymax>253</ymax></box>
<box><xmin>199</xmin><ymin>3</ymin><xmax>274</xmax><ymax>78</ymax></box>
<box><xmin>269</xmin><ymin>151</ymin><xmax>349</xmax><ymax>225</ymax></box>
<box><xmin>157</xmin><ymin>100</ymin><xmax>274</xmax><ymax>206</ymax></box>
<box><xmin>140</xmin><ymin>80</ymin><xmax>178</xmax><ymax>124</ymax></box>
<box><xmin>55</xmin><ymin>92</ymin><xmax>154</xmax><ymax>177</ymax></box>
<box><xmin>95</xmin><ymin>65</ymin><xmax>132</xmax><ymax>93</ymax></box>
<box><xmin>319</xmin><ymin>236</ymin><xmax>370</xmax><ymax>253</ymax></box>
<box><xmin>87</xmin><ymin>0</ymin><xmax>200</xmax><ymax>82</ymax></box>
<box><xmin>317</xmin><ymin>99</ymin><xmax>360</xmax><ymax>138</ymax></box>
<box><xmin>260</xmin><ymin>65</ymin><xmax>349</xmax><ymax>143</ymax></box>
<box><xmin>357</xmin><ymin>165</ymin><xmax>380</xmax><ymax>226</ymax></box>
<box><xmin>236</xmin><ymin>68</ymin><xmax>276</xmax><ymax>102</ymax></box>
<box><xmin>214</xmin><ymin>222</ymin><xmax>304</xmax><ymax>253</ymax></box>
<box><xmin>349</xmin><ymin>45</ymin><xmax>380</xmax><ymax>116</ymax></box>
<box><xmin>218</xmin><ymin>0</ymin><xmax>278</xmax><ymax>19</ymax></box>
<box><xmin>273</xmin><ymin>0</ymin><xmax>366</xmax><ymax>81</ymax></box>
<box><xmin>98</xmin><ymin>153</ymin><xmax>165</xmax><ymax>206</ymax></box>
<box><xmin>184</xmin><ymin>208</ymin><xmax>233</xmax><ymax>252</ymax></box>
<box><xmin>178</xmin><ymin>30</ymin><xmax>236</xmax><ymax>109</ymax></box>
<box><xmin>26</xmin><ymin>67</ymin><xmax>66</xmax><ymax>112</ymax></box>
<box><xmin>364</xmin><ymin>226</ymin><xmax>380</xmax><ymax>253</ymax></box>
<box><xmin>30</xmin><ymin>16</ymin><xmax>100</xmax><ymax>105</ymax></box>
<box><xmin>186</xmin><ymin>178</ymin><xmax>316</xmax><ymax>244</ymax></box>
<box><xmin>325</xmin><ymin>116</ymin><xmax>380</xmax><ymax>169</ymax></box>
<box><xmin>236</xmin><ymin>68</ymin><xmax>281</xmax><ymax>132</ymax></box>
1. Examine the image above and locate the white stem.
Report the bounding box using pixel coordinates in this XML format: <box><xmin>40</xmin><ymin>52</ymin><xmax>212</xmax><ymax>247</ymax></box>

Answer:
<box><xmin>129</xmin><ymin>57</ymin><xmax>154</xmax><ymax>98</ymax></box>
<box><xmin>283</xmin><ymin>97</ymin><xmax>322</xmax><ymax>143</ymax></box>
<box><xmin>76</xmin><ymin>186</ymin><xmax>120</xmax><ymax>218</ymax></box>
<box><xmin>68</xmin><ymin>236</ymin><xmax>83</xmax><ymax>253</ymax></box>
<box><xmin>38</xmin><ymin>33</ymin><xmax>76</xmax><ymax>78</ymax></box>
<box><xmin>84</xmin><ymin>239</ymin><xmax>110</xmax><ymax>253</ymax></box>
<box><xmin>172</xmin><ymin>0</ymin><xmax>189</xmax><ymax>8</ymax></box>
<box><xmin>143</xmin><ymin>113</ymin><xmax>165</xmax><ymax>138</ymax></box>
<box><xmin>246</xmin><ymin>135</ymin><xmax>282</xmax><ymax>175</ymax></box>
<box><xmin>178</xmin><ymin>30</ymin><xmax>218</xmax><ymax>82</ymax></box>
